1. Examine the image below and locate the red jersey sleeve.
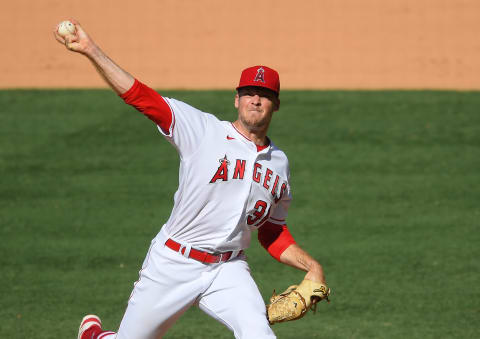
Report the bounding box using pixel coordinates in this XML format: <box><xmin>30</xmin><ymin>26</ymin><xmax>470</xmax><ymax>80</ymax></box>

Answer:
<box><xmin>120</xmin><ymin>79</ymin><xmax>173</xmax><ymax>135</ymax></box>
<box><xmin>258</xmin><ymin>221</ymin><xmax>296</xmax><ymax>261</ymax></box>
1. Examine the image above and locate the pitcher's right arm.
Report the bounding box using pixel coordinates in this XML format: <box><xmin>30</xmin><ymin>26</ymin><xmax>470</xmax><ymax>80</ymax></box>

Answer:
<box><xmin>53</xmin><ymin>19</ymin><xmax>134</xmax><ymax>95</ymax></box>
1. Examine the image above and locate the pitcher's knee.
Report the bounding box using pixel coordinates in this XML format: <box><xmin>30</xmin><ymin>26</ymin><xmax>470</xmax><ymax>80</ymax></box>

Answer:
<box><xmin>234</xmin><ymin>319</ymin><xmax>276</xmax><ymax>339</ymax></box>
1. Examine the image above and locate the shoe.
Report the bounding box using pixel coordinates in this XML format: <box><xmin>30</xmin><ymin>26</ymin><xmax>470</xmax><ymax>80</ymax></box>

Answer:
<box><xmin>78</xmin><ymin>314</ymin><xmax>102</xmax><ymax>339</ymax></box>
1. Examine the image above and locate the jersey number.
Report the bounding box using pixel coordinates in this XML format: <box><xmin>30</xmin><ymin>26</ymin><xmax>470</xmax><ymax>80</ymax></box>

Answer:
<box><xmin>247</xmin><ymin>200</ymin><xmax>270</xmax><ymax>226</ymax></box>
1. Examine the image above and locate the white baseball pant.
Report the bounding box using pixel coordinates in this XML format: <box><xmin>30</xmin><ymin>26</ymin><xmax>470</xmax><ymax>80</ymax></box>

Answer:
<box><xmin>102</xmin><ymin>229</ymin><xmax>275</xmax><ymax>339</ymax></box>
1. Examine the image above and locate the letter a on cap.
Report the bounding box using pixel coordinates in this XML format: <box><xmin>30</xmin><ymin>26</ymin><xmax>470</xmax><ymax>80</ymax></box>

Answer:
<box><xmin>254</xmin><ymin>67</ymin><xmax>266</xmax><ymax>83</ymax></box>
<box><xmin>236</xmin><ymin>65</ymin><xmax>280</xmax><ymax>94</ymax></box>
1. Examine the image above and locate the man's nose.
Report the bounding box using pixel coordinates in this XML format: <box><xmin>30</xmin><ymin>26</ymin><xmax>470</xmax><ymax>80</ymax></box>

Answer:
<box><xmin>251</xmin><ymin>95</ymin><xmax>261</xmax><ymax>105</ymax></box>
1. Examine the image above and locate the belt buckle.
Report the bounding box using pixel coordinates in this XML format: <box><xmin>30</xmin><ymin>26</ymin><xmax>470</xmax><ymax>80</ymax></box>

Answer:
<box><xmin>212</xmin><ymin>251</ymin><xmax>223</xmax><ymax>263</ymax></box>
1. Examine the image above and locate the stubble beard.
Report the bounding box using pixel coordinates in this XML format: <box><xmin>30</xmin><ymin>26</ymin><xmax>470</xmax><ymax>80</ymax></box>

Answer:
<box><xmin>240</xmin><ymin>111</ymin><xmax>271</xmax><ymax>133</ymax></box>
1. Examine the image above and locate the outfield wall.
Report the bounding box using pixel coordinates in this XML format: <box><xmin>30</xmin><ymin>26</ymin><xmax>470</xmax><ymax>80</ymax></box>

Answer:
<box><xmin>1</xmin><ymin>0</ymin><xmax>479</xmax><ymax>89</ymax></box>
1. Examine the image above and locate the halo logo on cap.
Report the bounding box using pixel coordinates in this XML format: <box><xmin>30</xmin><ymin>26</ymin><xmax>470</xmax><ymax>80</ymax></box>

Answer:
<box><xmin>254</xmin><ymin>67</ymin><xmax>266</xmax><ymax>83</ymax></box>
<box><xmin>236</xmin><ymin>65</ymin><xmax>280</xmax><ymax>95</ymax></box>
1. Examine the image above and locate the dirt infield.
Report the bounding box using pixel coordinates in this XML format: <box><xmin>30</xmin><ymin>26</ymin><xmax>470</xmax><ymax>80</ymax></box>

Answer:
<box><xmin>1</xmin><ymin>0</ymin><xmax>479</xmax><ymax>89</ymax></box>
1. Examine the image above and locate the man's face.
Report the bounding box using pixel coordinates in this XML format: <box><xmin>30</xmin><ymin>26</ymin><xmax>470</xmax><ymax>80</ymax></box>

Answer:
<box><xmin>234</xmin><ymin>86</ymin><xmax>279</xmax><ymax>132</ymax></box>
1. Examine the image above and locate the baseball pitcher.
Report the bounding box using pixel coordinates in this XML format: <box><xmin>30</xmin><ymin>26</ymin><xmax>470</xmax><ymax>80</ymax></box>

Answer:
<box><xmin>54</xmin><ymin>19</ymin><xmax>330</xmax><ymax>339</ymax></box>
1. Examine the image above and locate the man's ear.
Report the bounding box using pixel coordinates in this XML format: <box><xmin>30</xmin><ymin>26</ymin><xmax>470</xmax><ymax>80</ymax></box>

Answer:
<box><xmin>234</xmin><ymin>93</ymin><xmax>240</xmax><ymax>109</ymax></box>
<box><xmin>274</xmin><ymin>98</ymin><xmax>280</xmax><ymax>111</ymax></box>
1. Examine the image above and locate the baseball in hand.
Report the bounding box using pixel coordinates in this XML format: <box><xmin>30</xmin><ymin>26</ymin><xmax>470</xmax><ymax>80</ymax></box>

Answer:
<box><xmin>58</xmin><ymin>20</ymin><xmax>76</xmax><ymax>37</ymax></box>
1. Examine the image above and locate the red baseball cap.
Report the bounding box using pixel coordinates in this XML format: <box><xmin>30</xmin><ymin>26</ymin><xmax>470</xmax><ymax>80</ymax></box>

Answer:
<box><xmin>236</xmin><ymin>65</ymin><xmax>280</xmax><ymax>95</ymax></box>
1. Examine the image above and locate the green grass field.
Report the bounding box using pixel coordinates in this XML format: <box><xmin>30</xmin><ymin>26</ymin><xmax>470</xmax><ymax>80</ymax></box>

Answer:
<box><xmin>1</xmin><ymin>89</ymin><xmax>479</xmax><ymax>338</ymax></box>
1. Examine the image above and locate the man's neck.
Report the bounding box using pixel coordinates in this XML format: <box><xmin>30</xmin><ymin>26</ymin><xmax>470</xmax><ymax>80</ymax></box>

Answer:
<box><xmin>232</xmin><ymin>120</ymin><xmax>269</xmax><ymax>146</ymax></box>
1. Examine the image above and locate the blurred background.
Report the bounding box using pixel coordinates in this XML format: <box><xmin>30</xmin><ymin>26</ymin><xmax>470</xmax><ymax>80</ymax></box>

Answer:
<box><xmin>1</xmin><ymin>0</ymin><xmax>479</xmax><ymax>89</ymax></box>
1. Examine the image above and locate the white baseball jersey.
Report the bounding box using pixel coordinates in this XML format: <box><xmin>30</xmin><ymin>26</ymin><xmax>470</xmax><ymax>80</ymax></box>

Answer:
<box><xmin>158</xmin><ymin>97</ymin><xmax>292</xmax><ymax>253</ymax></box>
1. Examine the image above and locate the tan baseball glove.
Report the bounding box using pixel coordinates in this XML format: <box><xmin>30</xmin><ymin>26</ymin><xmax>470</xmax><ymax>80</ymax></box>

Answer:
<box><xmin>266</xmin><ymin>279</ymin><xmax>330</xmax><ymax>324</ymax></box>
